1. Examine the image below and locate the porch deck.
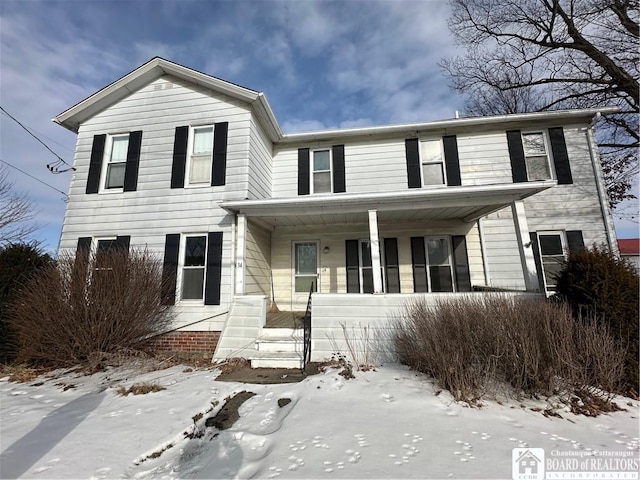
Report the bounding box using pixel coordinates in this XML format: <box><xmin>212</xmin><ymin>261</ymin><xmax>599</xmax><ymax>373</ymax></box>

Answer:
<box><xmin>265</xmin><ymin>310</ymin><xmax>304</xmax><ymax>329</ymax></box>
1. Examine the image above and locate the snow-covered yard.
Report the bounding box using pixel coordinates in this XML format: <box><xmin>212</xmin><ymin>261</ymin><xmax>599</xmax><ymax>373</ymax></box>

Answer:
<box><xmin>1</xmin><ymin>363</ymin><xmax>638</xmax><ymax>479</ymax></box>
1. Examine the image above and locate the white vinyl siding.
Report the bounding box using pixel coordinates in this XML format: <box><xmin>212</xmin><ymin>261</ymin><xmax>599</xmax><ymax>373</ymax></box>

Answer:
<box><xmin>59</xmin><ymin>75</ymin><xmax>247</xmax><ymax>328</ymax></box>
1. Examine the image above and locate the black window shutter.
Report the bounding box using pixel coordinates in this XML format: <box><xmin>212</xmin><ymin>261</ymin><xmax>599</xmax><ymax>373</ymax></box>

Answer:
<box><xmin>566</xmin><ymin>230</ymin><xmax>585</xmax><ymax>253</ymax></box>
<box><xmin>212</xmin><ymin>122</ymin><xmax>228</xmax><ymax>186</ymax></box>
<box><xmin>451</xmin><ymin>235</ymin><xmax>472</xmax><ymax>292</ymax></box>
<box><xmin>345</xmin><ymin>239</ymin><xmax>360</xmax><ymax>293</ymax></box>
<box><xmin>298</xmin><ymin>148</ymin><xmax>310</xmax><ymax>195</ymax></box>
<box><xmin>123</xmin><ymin>131</ymin><xmax>142</xmax><ymax>192</ymax></box>
<box><xmin>162</xmin><ymin>234</ymin><xmax>180</xmax><ymax>305</ymax></box>
<box><xmin>115</xmin><ymin>235</ymin><xmax>131</xmax><ymax>254</ymax></box>
<box><xmin>73</xmin><ymin>237</ymin><xmax>92</xmax><ymax>293</ymax></box>
<box><xmin>384</xmin><ymin>238</ymin><xmax>401</xmax><ymax>293</ymax></box>
<box><xmin>410</xmin><ymin>237</ymin><xmax>428</xmax><ymax>292</ymax></box>
<box><xmin>443</xmin><ymin>135</ymin><xmax>462</xmax><ymax>186</ymax></box>
<box><xmin>86</xmin><ymin>134</ymin><xmax>106</xmax><ymax>194</ymax></box>
<box><xmin>529</xmin><ymin>232</ymin><xmax>545</xmax><ymax>292</ymax></box>
<box><xmin>332</xmin><ymin>145</ymin><xmax>346</xmax><ymax>193</ymax></box>
<box><xmin>507</xmin><ymin>130</ymin><xmax>528</xmax><ymax>183</ymax></box>
<box><xmin>171</xmin><ymin>126</ymin><xmax>188</xmax><ymax>189</ymax></box>
<box><xmin>548</xmin><ymin>127</ymin><xmax>573</xmax><ymax>185</ymax></box>
<box><xmin>405</xmin><ymin>138</ymin><xmax>421</xmax><ymax>189</ymax></box>
<box><xmin>205</xmin><ymin>232</ymin><xmax>223</xmax><ymax>305</ymax></box>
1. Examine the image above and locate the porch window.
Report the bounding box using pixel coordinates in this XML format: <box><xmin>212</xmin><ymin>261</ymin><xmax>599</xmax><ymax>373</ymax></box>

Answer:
<box><xmin>181</xmin><ymin>235</ymin><xmax>207</xmax><ymax>300</ymax></box>
<box><xmin>294</xmin><ymin>241</ymin><xmax>318</xmax><ymax>292</ymax></box>
<box><xmin>359</xmin><ymin>239</ymin><xmax>385</xmax><ymax>294</ymax></box>
<box><xmin>537</xmin><ymin>231</ymin><xmax>565</xmax><ymax>291</ymax></box>
<box><xmin>425</xmin><ymin>237</ymin><xmax>454</xmax><ymax>292</ymax></box>
<box><xmin>411</xmin><ymin>236</ymin><xmax>455</xmax><ymax>293</ymax></box>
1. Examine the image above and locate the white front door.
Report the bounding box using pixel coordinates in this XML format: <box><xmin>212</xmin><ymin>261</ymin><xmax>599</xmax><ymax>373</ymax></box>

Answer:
<box><xmin>292</xmin><ymin>241</ymin><xmax>319</xmax><ymax>309</ymax></box>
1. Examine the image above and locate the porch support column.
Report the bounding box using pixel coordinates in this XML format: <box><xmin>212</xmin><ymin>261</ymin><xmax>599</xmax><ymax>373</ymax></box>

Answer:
<box><xmin>235</xmin><ymin>213</ymin><xmax>246</xmax><ymax>295</ymax></box>
<box><xmin>511</xmin><ymin>201</ymin><xmax>540</xmax><ymax>292</ymax></box>
<box><xmin>368</xmin><ymin>209</ymin><xmax>383</xmax><ymax>294</ymax></box>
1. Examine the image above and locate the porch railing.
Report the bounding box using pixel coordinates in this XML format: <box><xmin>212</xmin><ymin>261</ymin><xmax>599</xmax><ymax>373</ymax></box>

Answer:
<box><xmin>302</xmin><ymin>282</ymin><xmax>313</xmax><ymax>369</ymax></box>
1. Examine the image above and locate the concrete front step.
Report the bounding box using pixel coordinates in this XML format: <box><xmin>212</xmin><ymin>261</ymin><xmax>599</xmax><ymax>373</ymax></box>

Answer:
<box><xmin>248</xmin><ymin>350</ymin><xmax>303</xmax><ymax>369</ymax></box>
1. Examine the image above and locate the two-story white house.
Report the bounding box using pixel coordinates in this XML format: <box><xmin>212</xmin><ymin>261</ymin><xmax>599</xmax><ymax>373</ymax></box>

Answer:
<box><xmin>54</xmin><ymin>57</ymin><xmax>618</xmax><ymax>367</ymax></box>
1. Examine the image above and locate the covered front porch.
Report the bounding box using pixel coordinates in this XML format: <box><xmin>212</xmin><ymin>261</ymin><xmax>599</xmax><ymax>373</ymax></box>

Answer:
<box><xmin>222</xmin><ymin>181</ymin><xmax>555</xmax><ymax>311</ymax></box>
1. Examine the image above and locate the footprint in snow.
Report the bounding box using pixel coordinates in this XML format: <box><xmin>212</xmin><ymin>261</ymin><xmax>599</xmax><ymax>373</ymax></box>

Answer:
<box><xmin>381</xmin><ymin>393</ymin><xmax>394</xmax><ymax>402</ymax></box>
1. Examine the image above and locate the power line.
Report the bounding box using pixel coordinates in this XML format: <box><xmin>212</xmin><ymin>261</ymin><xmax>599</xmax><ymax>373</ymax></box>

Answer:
<box><xmin>0</xmin><ymin>106</ymin><xmax>75</xmax><ymax>174</ymax></box>
<box><xmin>0</xmin><ymin>157</ymin><xmax>68</xmax><ymax>201</ymax></box>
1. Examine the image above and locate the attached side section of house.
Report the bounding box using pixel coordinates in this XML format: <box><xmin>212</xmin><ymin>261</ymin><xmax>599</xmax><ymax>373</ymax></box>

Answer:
<box><xmin>55</xmin><ymin>58</ymin><xmax>618</xmax><ymax>363</ymax></box>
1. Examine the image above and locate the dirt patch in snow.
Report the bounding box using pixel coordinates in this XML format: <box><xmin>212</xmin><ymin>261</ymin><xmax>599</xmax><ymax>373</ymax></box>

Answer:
<box><xmin>206</xmin><ymin>391</ymin><xmax>257</xmax><ymax>430</ymax></box>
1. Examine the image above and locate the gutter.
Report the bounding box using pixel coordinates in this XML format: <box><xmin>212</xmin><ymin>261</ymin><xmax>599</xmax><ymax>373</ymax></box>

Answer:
<box><xmin>586</xmin><ymin>113</ymin><xmax>618</xmax><ymax>254</ymax></box>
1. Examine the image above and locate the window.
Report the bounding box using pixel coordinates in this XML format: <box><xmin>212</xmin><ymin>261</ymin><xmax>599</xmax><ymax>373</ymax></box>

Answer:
<box><xmin>187</xmin><ymin>126</ymin><xmax>214</xmax><ymax>185</ymax></box>
<box><xmin>522</xmin><ymin>132</ymin><xmax>552</xmax><ymax>180</ymax></box>
<box><xmin>359</xmin><ymin>239</ymin><xmax>385</xmax><ymax>294</ymax></box>
<box><xmin>425</xmin><ymin>236</ymin><xmax>454</xmax><ymax>292</ymax></box>
<box><xmin>294</xmin><ymin>241</ymin><xmax>318</xmax><ymax>293</ymax></box>
<box><xmin>537</xmin><ymin>231</ymin><xmax>566</xmax><ymax>292</ymax></box>
<box><xmin>102</xmin><ymin>134</ymin><xmax>129</xmax><ymax>189</ymax></box>
<box><xmin>311</xmin><ymin>149</ymin><xmax>332</xmax><ymax>193</ymax></box>
<box><xmin>181</xmin><ymin>235</ymin><xmax>207</xmax><ymax>300</ymax></box>
<box><xmin>420</xmin><ymin>139</ymin><xmax>446</xmax><ymax>186</ymax></box>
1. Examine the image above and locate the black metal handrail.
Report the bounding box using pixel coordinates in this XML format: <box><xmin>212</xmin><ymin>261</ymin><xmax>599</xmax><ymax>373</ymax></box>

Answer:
<box><xmin>302</xmin><ymin>282</ymin><xmax>313</xmax><ymax>369</ymax></box>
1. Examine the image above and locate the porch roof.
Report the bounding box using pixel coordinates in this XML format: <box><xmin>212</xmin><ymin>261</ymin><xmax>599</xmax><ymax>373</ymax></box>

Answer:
<box><xmin>220</xmin><ymin>181</ymin><xmax>555</xmax><ymax>228</ymax></box>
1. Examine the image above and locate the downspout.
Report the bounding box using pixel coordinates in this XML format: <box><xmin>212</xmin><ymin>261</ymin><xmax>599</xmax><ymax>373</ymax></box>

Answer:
<box><xmin>586</xmin><ymin>113</ymin><xmax>618</xmax><ymax>254</ymax></box>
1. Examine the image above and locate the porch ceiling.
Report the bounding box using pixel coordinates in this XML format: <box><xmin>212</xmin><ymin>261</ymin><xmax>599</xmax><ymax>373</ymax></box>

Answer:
<box><xmin>220</xmin><ymin>181</ymin><xmax>556</xmax><ymax>228</ymax></box>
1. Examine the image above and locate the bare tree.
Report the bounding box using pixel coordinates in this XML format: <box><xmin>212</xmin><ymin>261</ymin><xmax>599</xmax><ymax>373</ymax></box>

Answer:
<box><xmin>441</xmin><ymin>0</ymin><xmax>639</xmax><ymax>208</ymax></box>
<box><xmin>0</xmin><ymin>165</ymin><xmax>36</xmax><ymax>245</ymax></box>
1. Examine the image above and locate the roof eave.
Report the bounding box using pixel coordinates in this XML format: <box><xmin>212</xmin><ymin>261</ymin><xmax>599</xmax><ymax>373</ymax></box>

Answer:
<box><xmin>278</xmin><ymin>107</ymin><xmax>621</xmax><ymax>143</ymax></box>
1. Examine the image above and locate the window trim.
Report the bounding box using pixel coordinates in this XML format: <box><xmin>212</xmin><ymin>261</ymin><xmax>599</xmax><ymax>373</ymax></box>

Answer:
<box><xmin>521</xmin><ymin>130</ymin><xmax>556</xmax><ymax>181</ymax></box>
<box><xmin>184</xmin><ymin>124</ymin><xmax>214</xmax><ymax>188</ymax></box>
<box><xmin>310</xmin><ymin>148</ymin><xmax>333</xmax><ymax>194</ymax></box>
<box><xmin>99</xmin><ymin>133</ymin><xmax>129</xmax><ymax>193</ymax></box>
<box><xmin>536</xmin><ymin>230</ymin><xmax>567</xmax><ymax>293</ymax></box>
<box><xmin>178</xmin><ymin>233</ymin><xmax>209</xmax><ymax>303</ymax></box>
<box><xmin>419</xmin><ymin>138</ymin><xmax>447</xmax><ymax>188</ymax></box>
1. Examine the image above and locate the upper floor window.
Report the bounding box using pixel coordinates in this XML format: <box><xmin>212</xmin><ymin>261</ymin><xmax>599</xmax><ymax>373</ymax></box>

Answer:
<box><xmin>420</xmin><ymin>139</ymin><xmax>446</xmax><ymax>186</ymax></box>
<box><xmin>187</xmin><ymin>126</ymin><xmax>214</xmax><ymax>185</ymax></box>
<box><xmin>102</xmin><ymin>134</ymin><xmax>129</xmax><ymax>190</ymax></box>
<box><xmin>521</xmin><ymin>132</ymin><xmax>552</xmax><ymax>181</ymax></box>
<box><xmin>312</xmin><ymin>149</ymin><xmax>332</xmax><ymax>194</ymax></box>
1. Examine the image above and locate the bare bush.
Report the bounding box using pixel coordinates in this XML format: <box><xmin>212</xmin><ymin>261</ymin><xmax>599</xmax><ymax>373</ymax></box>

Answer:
<box><xmin>392</xmin><ymin>295</ymin><xmax>625</xmax><ymax>404</ymax></box>
<box><xmin>8</xmin><ymin>247</ymin><xmax>175</xmax><ymax>366</ymax></box>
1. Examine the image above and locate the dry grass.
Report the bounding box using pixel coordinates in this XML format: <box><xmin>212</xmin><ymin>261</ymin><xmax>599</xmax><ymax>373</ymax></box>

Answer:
<box><xmin>0</xmin><ymin>364</ymin><xmax>48</xmax><ymax>383</ymax></box>
<box><xmin>214</xmin><ymin>357</ymin><xmax>250</xmax><ymax>374</ymax></box>
<box><xmin>393</xmin><ymin>295</ymin><xmax>625</xmax><ymax>405</ymax></box>
<box><xmin>115</xmin><ymin>382</ymin><xmax>166</xmax><ymax>396</ymax></box>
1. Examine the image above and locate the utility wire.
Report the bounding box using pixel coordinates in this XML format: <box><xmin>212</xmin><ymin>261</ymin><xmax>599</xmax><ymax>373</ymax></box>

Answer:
<box><xmin>0</xmin><ymin>106</ymin><xmax>75</xmax><ymax>173</ymax></box>
<box><xmin>0</xmin><ymin>157</ymin><xmax>68</xmax><ymax>201</ymax></box>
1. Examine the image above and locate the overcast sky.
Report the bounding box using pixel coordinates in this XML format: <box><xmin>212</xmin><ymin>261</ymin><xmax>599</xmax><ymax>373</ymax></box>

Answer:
<box><xmin>0</xmin><ymin>0</ymin><xmax>636</xmax><ymax>252</ymax></box>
